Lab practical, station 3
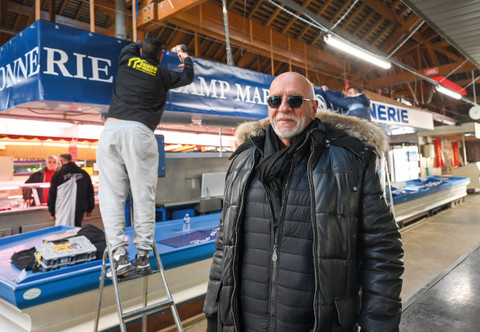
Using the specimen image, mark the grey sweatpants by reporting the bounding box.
[97,120,159,252]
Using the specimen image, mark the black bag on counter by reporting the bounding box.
[11,247,38,271]
[77,223,106,260]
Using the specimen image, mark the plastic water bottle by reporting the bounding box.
[183,214,191,232]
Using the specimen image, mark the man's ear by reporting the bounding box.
[311,100,319,120]
[140,48,143,57]
[158,53,164,63]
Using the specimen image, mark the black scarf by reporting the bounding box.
[256,122,313,221]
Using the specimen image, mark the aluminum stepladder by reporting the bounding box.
[93,199,184,331]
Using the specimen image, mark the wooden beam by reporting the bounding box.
[137,0,207,30]
[247,0,263,20]
[49,0,55,23]
[151,2,344,73]
[281,0,313,34]
[366,61,477,88]
[411,32,463,62]
[355,9,375,37]
[266,5,282,27]
[406,82,419,105]
[380,14,418,54]
[362,0,400,26]
[236,51,254,68]
[156,0,207,21]
[418,45,424,104]
[29,0,46,25]
[90,0,95,32]
[8,1,107,34]
[0,0,7,43]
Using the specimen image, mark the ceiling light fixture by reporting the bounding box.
[323,34,391,69]
[436,85,461,100]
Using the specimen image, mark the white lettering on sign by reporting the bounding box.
[234,84,269,104]
[43,47,112,82]
[0,47,39,91]
[0,46,113,91]
[173,76,231,100]
[173,76,270,105]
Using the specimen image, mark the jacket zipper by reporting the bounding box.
[307,139,322,331]
[267,151,300,332]
[231,164,256,331]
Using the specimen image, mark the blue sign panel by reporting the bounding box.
[1,21,334,120]
[0,21,129,111]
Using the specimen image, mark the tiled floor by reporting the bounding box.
[171,193,480,332]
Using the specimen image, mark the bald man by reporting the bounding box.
[204,72,404,332]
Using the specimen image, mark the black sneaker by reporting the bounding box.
[107,253,134,278]
[133,254,151,275]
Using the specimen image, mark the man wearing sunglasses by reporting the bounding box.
[204,72,403,332]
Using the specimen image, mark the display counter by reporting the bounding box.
[391,175,470,225]
[0,213,219,331]
[0,181,100,237]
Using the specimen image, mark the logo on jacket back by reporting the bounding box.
[128,57,157,76]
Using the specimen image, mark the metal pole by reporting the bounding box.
[115,0,127,40]
[222,0,234,66]
[462,134,468,166]
[219,128,223,158]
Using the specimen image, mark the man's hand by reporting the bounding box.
[321,85,329,91]
[50,216,56,222]
[177,51,189,63]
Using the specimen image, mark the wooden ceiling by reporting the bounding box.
[2,0,480,124]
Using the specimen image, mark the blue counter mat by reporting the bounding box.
[159,227,219,248]
[0,213,220,309]
[392,176,470,205]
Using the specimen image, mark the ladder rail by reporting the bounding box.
[94,241,184,331]
[153,243,183,330]
[93,249,108,331]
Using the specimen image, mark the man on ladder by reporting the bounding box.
[97,38,194,275]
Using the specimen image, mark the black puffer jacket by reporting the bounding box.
[204,111,404,332]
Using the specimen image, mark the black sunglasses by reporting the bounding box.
[267,95,313,109]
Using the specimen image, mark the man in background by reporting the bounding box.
[23,155,58,206]
[322,85,371,120]
[97,38,194,276]
[48,152,95,227]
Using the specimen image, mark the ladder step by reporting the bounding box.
[110,269,160,282]
[122,299,175,322]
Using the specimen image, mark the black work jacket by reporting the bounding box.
[204,113,404,332]
[48,162,95,216]
[107,42,194,130]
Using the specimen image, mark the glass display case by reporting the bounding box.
[0,182,53,237]
[0,182,49,211]
[13,159,46,176]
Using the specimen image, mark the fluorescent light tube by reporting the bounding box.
[436,85,461,100]
[324,34,391,69]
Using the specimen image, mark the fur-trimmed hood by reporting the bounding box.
[235,110,389,155]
